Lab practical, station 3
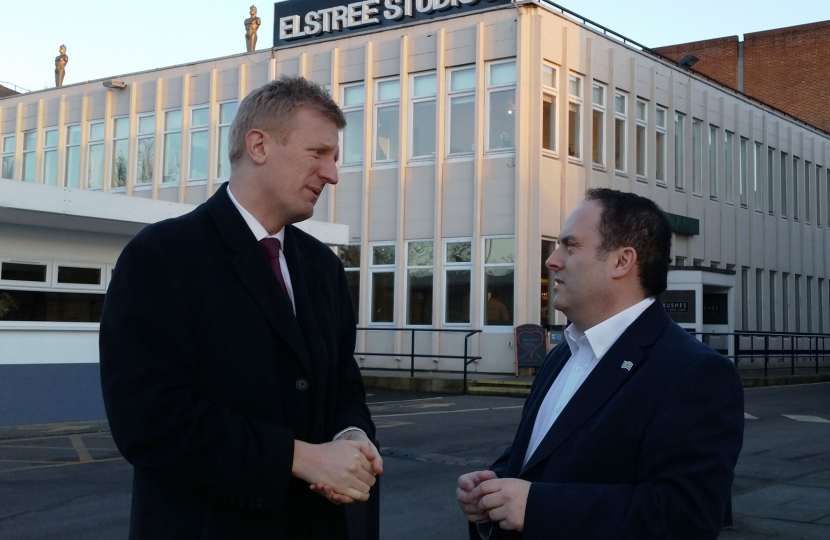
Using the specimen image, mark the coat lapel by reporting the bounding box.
[205,184,313,379]
[520,301,671,476]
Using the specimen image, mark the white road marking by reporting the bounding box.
[69,435,94,463]
[400,403,453,409]
[373,406,523,418]
[782,415,830,423]
[745,413,759,420]
[368,396,445,406]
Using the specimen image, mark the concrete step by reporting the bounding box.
[467,385,531,397]
[471,379,533,388]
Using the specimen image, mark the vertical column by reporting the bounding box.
[34,99,45,183]
[300,52,309,78]
[179,73,191,203]
[605,47,615,188]
[647,66,657,200]
[102,91,113,192]
[471,21,486,332]
[666,70,676,215]
[268,57,277,81]
[56,96,67,187]
[358,42,375,352]
[701,89,711,264]
[152,78,164,200]
[432,29,447,341]
[127,83,138,196]
[207,69,219,197]
[13,103,23,180]
[238,63,249,100]
[626,56,636,190]
[78,94,89,189]
[329,48,341,222]
[395,36,410,354]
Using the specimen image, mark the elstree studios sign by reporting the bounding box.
[274,0,513,47]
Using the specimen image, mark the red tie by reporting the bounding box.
[259,238,290,298]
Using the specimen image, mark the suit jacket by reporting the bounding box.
[472,301,744,540]
[100,183,375,540]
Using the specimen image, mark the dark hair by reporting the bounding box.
[585,188,673,298]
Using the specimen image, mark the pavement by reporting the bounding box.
[0,384,829,539]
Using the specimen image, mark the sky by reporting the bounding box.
[1,0,828,92]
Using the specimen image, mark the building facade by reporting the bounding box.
[1,1,830,394]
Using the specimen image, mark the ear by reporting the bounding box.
[609,246,638,280]
[244,129,268,165]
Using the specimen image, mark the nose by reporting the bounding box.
[320,156,339,186]
[546,245,565,272]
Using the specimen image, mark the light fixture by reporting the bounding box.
[678,55,699,69]
[103,79,127,89]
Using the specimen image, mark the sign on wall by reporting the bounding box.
[660,290,696,324]
[274,0,513,47]
[515,324,547,370]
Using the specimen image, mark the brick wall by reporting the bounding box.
[652,36,739,88]
[744,21,830,133]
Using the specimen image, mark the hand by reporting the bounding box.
[292,440,376,502]
[472,478,531,531]
[456,470,498,522]
[336,430,384,476]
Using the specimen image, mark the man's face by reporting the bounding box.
[260,107,339,224]
[250,6,256,16]
[546,201,613,324]
[60,46,66,54]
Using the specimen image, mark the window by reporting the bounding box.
[40,128,59,186]
[542,65,558,154]
[780,151,788,217]
[1,261,48,283]
[87,122,105,190]
[692,119,702,194]
[767,148,775,214]
[56,265,103,287]
[817,166,822,227]
[567,74,582,160]
[769,270,776,332]
[739,137,748,207]
[636,100,647,178]
[782,273,790,331]
[819,278,825,333]
[65,125,81,188]
[406,241,433,326]
[591,83,604,165]
[656,107,667,184]
[795,274,801,332]
[754,142,762,211]
[111,118,129,189]
[741,267,749,330]
[675,257,686,267]
[410,73,436,160]
[709,125,718,199]
[807,276,813,333]
[338,245,361,320]
[369,243,395,324]
[189,107,209,182]
[793,156,800,221]
[674,113,685,190]
[613,92,627,173]
[22,130,36,182]
[341,84,365,166]
[756,269,763,330]
[805,161,811,224]
[162,110,182,184]
[486,61,516,153]
[483,237,514,327]
[447,67,476,156]
[216,101,238,181]
[0,289,104,323]
[444,239,472,325]
[135,115,155,186]
[725,131,734,204]
[1,134,14,179]
[374,78,400,163]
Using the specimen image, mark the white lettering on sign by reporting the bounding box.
[279,0,501,41]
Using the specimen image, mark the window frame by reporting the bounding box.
[724,130,734,205]
[481,235,515,331]
[21,130,37,183]
[590,82,605,167]
[691,118,702,195]
[446,65,477,160]
[753,142,763,212]
[368,242,396,326]
[161,109,183,185]
[442,237,474,327]
[215,100,238,183]
[655,106,668,185]
[339,82,366,169]
[404,240,435,327]
[64,124,81,189]
[793,156,800,221]
[613,91,628,175]
[1,133,15,180]
[110,116,130,191]
[708,124,719,200]
[86,122,105,190]
[816,165,822,228]
[408,72,437,163]
[134,113,156,189]
[51,261,107,292]
[635,98,648,180]
[767,147,775,215]
[567,73,583,163]
[805,160,812,224]
[338,243,361,321]
[674,112,685,191]
[40,127,59,186]
[542,64,559,157]
[0,258,53,289]
[780,150,788,218]
[373,77,401,166]
[187,106,210,184]
[484,59,517,155]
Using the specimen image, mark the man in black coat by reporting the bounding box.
[457,189,744,539]
[100,76,380,540]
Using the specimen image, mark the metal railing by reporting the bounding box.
[355,327,482,394]
[0,81,29,94]
[690,331,830,376]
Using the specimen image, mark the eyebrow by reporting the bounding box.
[559,235,577,245]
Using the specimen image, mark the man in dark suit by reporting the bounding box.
[100,76,381,540]
[457,189,744,539]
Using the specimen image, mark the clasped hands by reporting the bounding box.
[457,471,531,532]
[292,431,383,505]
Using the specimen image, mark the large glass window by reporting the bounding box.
[793,156,800,221]
[805,161,812,224]
[692,119,702,195]
[635,100,647,178]
[486,61,516,152]
[543,65,558,154]
[375,78,400,163]
[64,125,81,188]
[162,110,182,184]
[410,73,436,160]
[613,92,627,173]
[767,147,775,214]
[216,101,238,181]
[22,131,36,182]
[406,241,433,326]
[111,117,129,189]
[739,137,748,207]
[656,107,667,184]
[1,134,14,180]
[135,115,155,186]
[42,128,59,186]
[341,84,365,166]
[725,131,734,204]
[567,74,582,160]
[816,165,822,227]
[338,244,361,321]
[0,289,104,323]
[370,243,395,324]
[591,83,604,165]
[444,240,472,325]
[674,113,685,190]
[189,107,209,182]
[709,125,718,199]
[87,122,105,190]
[780,151,788,217]
[483,237,514,327]
[448,67,476,156]
[754,142,763,211]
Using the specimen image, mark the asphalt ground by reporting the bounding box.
[0,384,828,539]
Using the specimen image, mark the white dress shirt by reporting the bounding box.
[226,185,363,442]
[227,185,296,314]
[523,297,655,465]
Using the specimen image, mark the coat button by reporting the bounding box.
[256,498,263,507]
[295,378,309,391]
